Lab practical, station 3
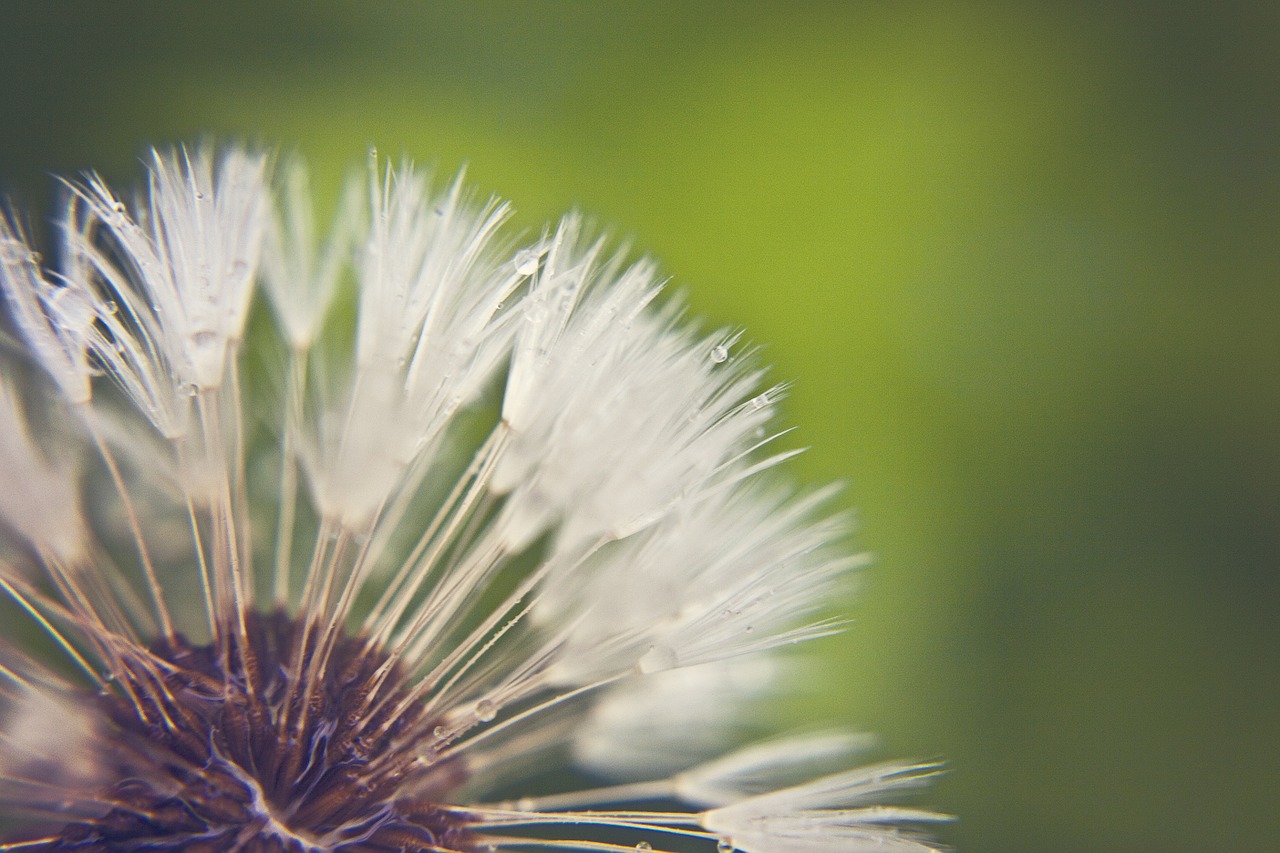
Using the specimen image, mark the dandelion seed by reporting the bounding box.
[0,146,945,852]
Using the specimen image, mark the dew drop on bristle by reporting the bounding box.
[638,643,678,674]
[515,248,543,276]
[709,344,728,363]
[636,843,652,852]
[46,287,96,332]
[717,839,735,853]
[475,698,497,722]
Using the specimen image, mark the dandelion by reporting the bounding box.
[0,146,947,852]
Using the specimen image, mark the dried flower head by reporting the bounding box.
[0,146,946,852]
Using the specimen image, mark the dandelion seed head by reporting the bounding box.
[0,145,944,853]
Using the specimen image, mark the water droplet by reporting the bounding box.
[180,382,199,398]
[516,797,535,812]
[433,725,447,739]
[191,329,218,351]
[638,644,678,674]
[636,843,652,852]
[47,286,96,332]
[111,201,126,213]
[25,250,42,265]
[709,344,728,363]
[228,260,249,279]
[744,625,754,633]
[194,190,205,200]
[750,394,767,410]
[475,699,497,722]
[525,303,547,324]
[514,248,543,276]
[102,300,118,315]
[717,840,735,853]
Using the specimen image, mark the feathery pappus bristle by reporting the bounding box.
[0,145,946,852]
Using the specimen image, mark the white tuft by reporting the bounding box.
[494,216,775,552]
[0,380,86,562]
[261,157,359,351]
[298,161,525,528]
[69,148,267,395]
[573,657,783,779]
[0,674,104,793]
[0,215,95,405]
[542,483,862,683]
[675,731,877,807]
[702,762,951,853]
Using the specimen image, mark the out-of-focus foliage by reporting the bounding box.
[2,3,1276,852]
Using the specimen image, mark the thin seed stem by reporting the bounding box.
[479,781,676,812]
[0,576,103,687]
[184,496,218,641]
[432,675,621,764]
[228,347,254,603]
[197,388,257,699]
[365,425,507,643]
[273,347,308,606]
[84,413,174,640]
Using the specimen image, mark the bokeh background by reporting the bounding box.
[2,3,1277,851]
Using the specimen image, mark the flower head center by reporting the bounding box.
[33,610,468,852]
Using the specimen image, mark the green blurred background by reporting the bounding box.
[2,2,1277,851]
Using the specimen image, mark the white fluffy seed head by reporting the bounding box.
[0,143,943,852]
